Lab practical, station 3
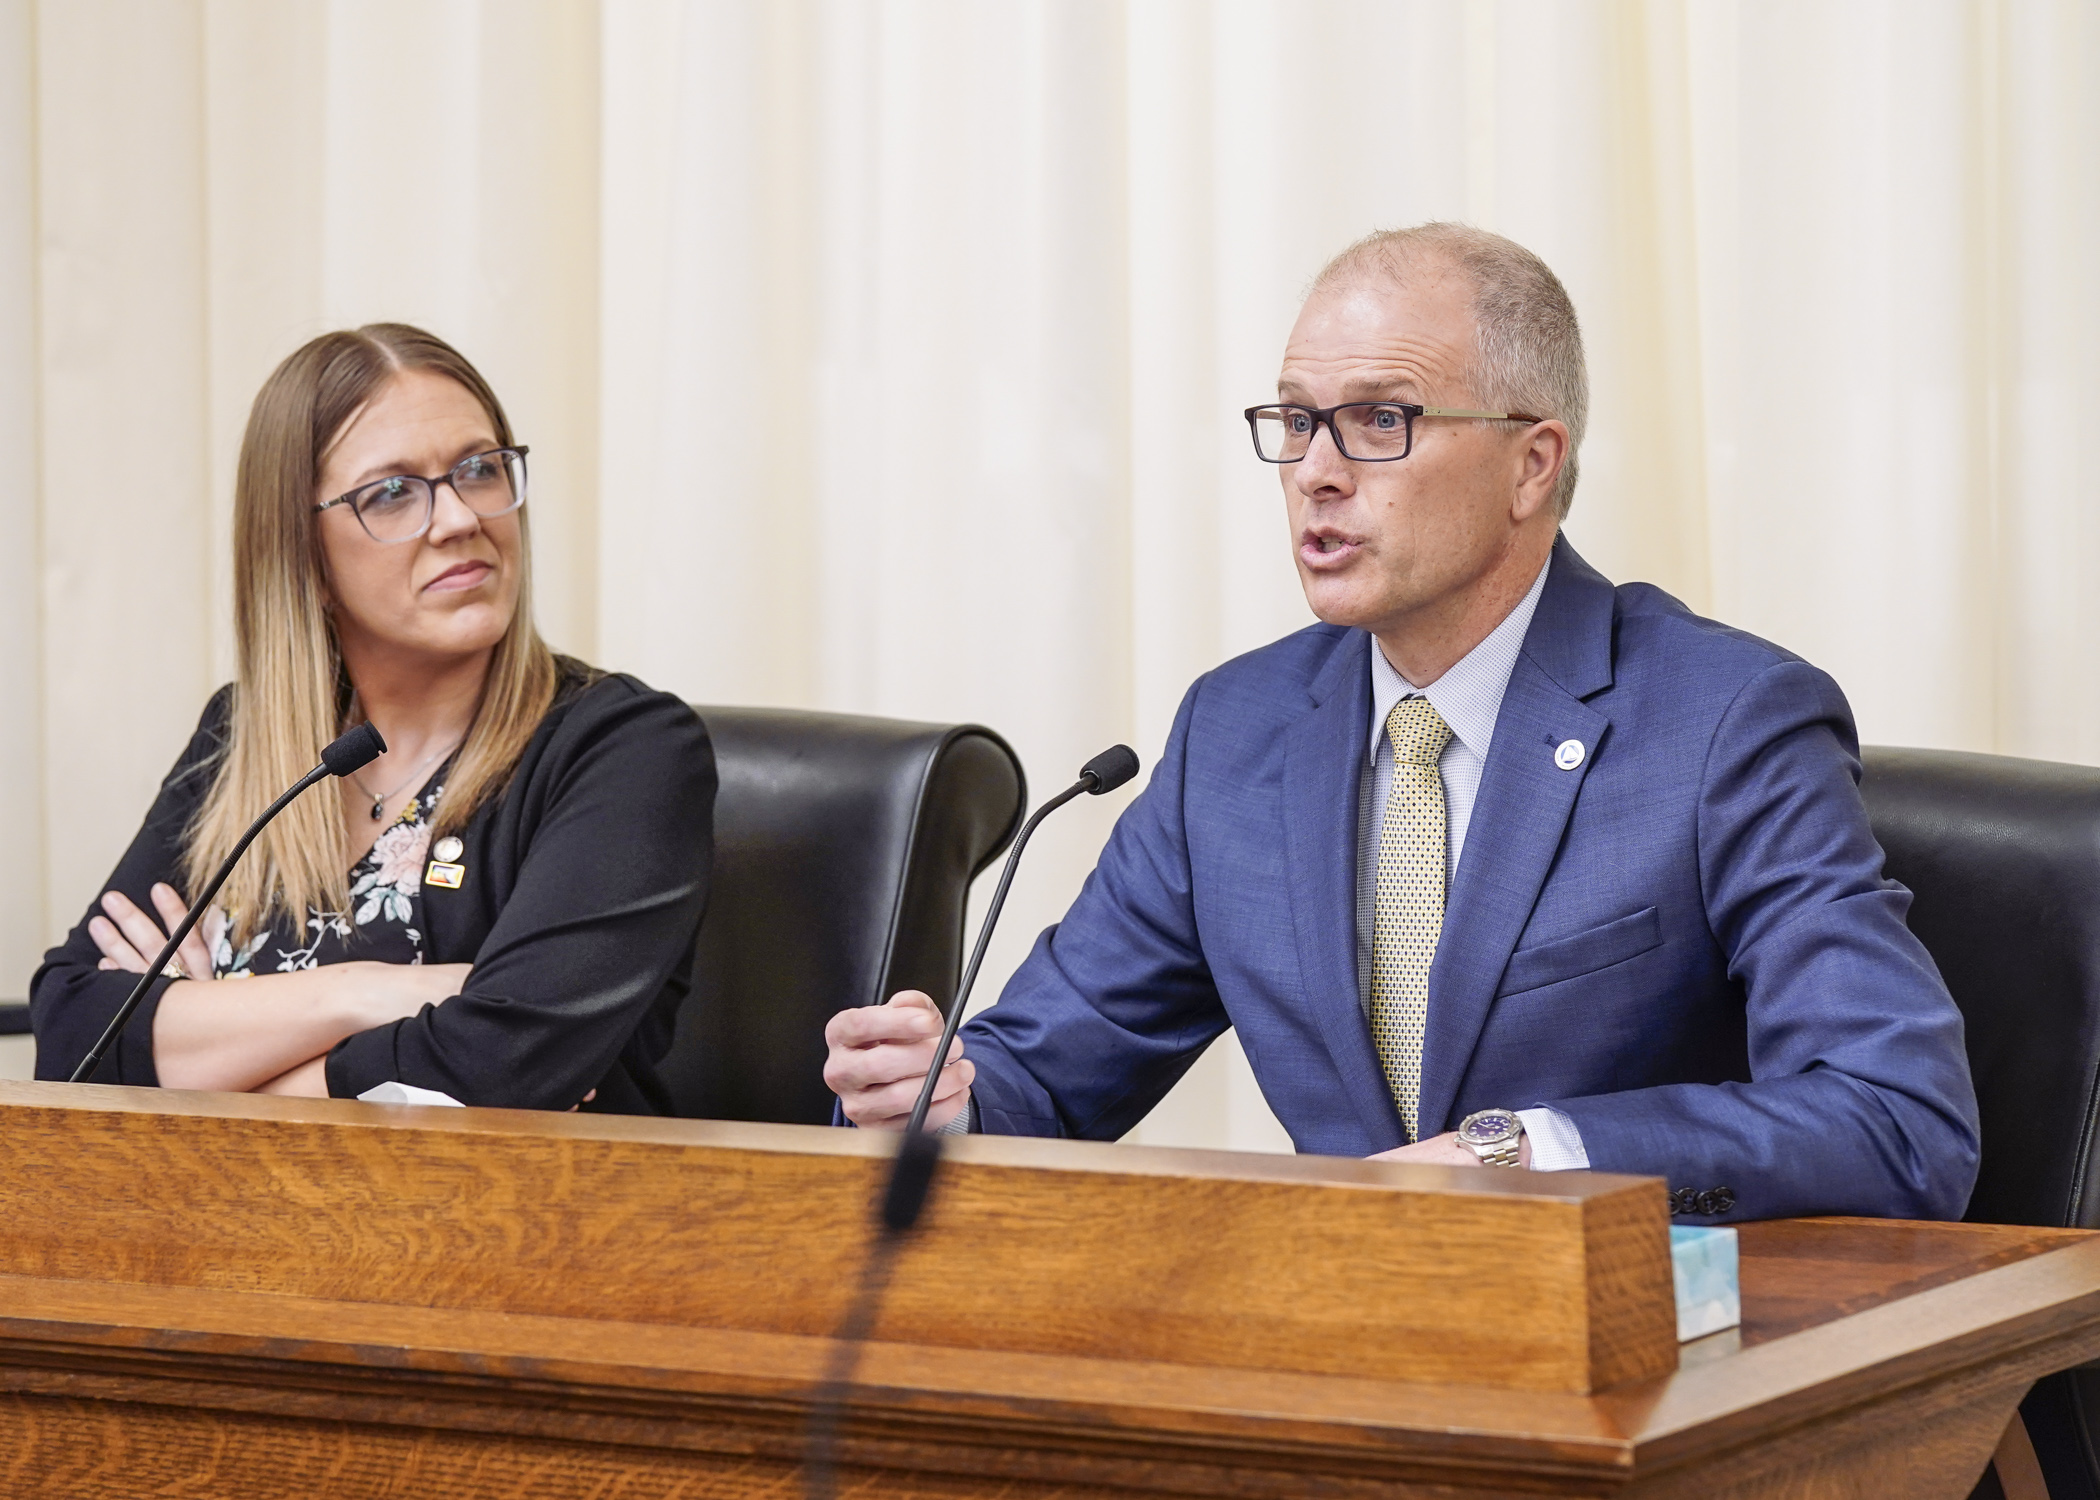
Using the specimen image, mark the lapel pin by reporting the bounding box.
[426,835,466,890]
[1554,739,1586,771]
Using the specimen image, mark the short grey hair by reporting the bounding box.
[1311,223,1589,518]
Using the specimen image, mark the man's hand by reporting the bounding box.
[824,991,974,1130]
[1369,1130,1534,1168]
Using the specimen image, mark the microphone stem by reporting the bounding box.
[70,762,331,1084]
[901,773,1093,1137]
[811,754,1129,1500]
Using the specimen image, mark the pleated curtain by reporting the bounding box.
[1,0,2093,1144]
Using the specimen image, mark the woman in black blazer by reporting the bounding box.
[31,325,713,1114]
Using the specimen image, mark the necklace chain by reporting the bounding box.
[348,737,462,822]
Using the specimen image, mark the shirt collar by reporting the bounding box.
[1368,552,1553,764]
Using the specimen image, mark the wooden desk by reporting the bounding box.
[0,1084,2093,1499]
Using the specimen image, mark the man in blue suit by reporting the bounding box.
[826,223,1979,1222]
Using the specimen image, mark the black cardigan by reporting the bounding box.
[31,669,715,1114]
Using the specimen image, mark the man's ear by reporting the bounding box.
[1510,420,1570,523]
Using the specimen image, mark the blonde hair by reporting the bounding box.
[1313,223,1590,518]
[185,324,560,938]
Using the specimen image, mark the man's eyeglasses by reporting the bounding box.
[1243,403,1542,464]
[313,446,529,544]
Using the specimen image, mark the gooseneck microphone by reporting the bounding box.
[69,722,388,1084]
[881,742,1141,1227]
[804,743,1140,1500]
[900,741,1142,1141]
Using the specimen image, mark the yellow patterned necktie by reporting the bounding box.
[1370,696,1452,1142]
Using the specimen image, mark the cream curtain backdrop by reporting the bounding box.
[1,2,2094,1146]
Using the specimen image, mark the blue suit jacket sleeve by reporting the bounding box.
[964,682,1231,1137]
[1543,660,1980,1220]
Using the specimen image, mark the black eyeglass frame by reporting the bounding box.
[1242,403,1544,464]
[312,445,531,544]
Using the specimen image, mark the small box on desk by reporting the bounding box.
[1672,1224,1741,1340]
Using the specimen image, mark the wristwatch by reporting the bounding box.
[1456,1108,1525,1167]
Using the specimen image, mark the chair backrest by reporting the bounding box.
[1862,748,2100,1500]
[1860,747,2100,1229]
[658,706,1026,1125]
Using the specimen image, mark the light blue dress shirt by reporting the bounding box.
[1353,555,1588,1169]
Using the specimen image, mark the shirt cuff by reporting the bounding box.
[1518,1106,1589,1171]
[941,1096,977,1135]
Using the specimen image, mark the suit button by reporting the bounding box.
[1669,1186,1734,1216]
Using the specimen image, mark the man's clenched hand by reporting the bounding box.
[823,990,974,1130]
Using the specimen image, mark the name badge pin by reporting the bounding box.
[426,837,466,890]
[1553,739,1586,771]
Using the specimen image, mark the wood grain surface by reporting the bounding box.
[1733,1217,2092,1344]
[4,1232,2100,1497]
[5,1086,2100,1498]
[0,1081,1675,1393]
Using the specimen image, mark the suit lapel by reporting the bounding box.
[1415,668,1608,1134]
[1415,537,1619,1137]
[1280,630,1406,1151]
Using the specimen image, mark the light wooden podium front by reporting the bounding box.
[0,1083,2095,1498]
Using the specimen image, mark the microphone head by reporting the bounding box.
[321,722,388,778]
[1080,744,1140,795]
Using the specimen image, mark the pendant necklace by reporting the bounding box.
[348,737,462,822]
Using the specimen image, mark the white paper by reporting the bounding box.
[356,1081,465,1107]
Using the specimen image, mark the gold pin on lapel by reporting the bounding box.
[426,835,465,890]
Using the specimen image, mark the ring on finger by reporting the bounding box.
[161,958,187,981]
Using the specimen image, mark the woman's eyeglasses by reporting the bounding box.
[313,446,529,544]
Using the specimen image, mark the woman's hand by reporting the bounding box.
[253,1056,329,1097]
[343,962,474,1028]
[150,961,474,1095]
[89,884,216,983]
[247,965,472,1097]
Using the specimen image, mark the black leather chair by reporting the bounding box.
[656,706,1026,1127]
[1863,746,2100,1499]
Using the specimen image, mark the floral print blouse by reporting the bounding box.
[210,777,444,977]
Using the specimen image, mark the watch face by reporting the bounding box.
[1460,1110,1519,1145]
